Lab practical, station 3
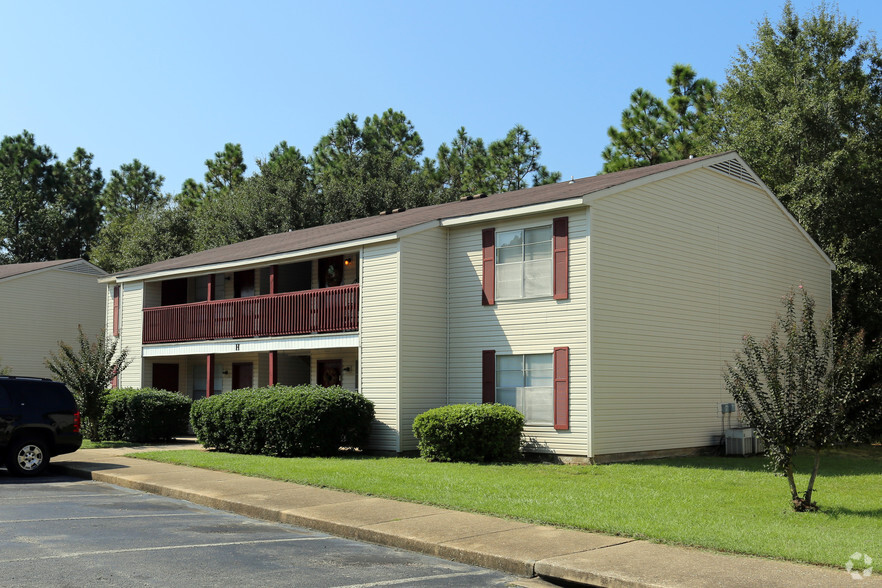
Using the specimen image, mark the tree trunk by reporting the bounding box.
[804,449,822,505]
[785,463,799,501]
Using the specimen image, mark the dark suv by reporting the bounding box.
[0,376,82,476]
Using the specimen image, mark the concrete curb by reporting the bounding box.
[53,456,880,588]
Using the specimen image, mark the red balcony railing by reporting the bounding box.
[142,284,359,344]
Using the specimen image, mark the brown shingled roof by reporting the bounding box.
[115,153,730,279]
[0,259,83,281]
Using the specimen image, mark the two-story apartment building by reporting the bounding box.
[102,152,833,461]
[1,258,107,378]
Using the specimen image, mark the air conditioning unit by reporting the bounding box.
[753,434,765,455]
[725,427,756,456]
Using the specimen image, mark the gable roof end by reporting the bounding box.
[0,259,106,282]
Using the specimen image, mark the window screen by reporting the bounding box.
[496,354,553,425]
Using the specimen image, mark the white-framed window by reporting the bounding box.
[495,226,552,300]
[496,353,553,425]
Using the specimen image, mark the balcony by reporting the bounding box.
[143,284,359,344]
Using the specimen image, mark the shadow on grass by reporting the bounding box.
[623,445,882,478]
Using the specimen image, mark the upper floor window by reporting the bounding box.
[495,226,552,300]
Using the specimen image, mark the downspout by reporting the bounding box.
[446,228,450,406]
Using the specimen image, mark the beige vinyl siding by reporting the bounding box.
[359,241,400,451]
[589,168,832,457]
[398,227,448,451]
[0,269,105,379]
[447,210,590,456]
[119,282,144,388]
[143,281,161,307]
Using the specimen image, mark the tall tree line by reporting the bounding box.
[601,1,882,342]
[0,110,560,273]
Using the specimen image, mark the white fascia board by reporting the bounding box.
[395,219,441,238]
[439,197,586,227]
[0,260,97,285]
[116,233,398,283]
[143,333,360,357]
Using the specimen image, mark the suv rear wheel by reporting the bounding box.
[6,438,50,476]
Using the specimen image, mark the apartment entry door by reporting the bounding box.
[317,359,342,388]
[152,363,180,392]
[232,362,253,390]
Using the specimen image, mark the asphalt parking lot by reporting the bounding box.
[0,469,517,588]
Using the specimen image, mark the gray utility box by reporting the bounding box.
[725,427,762,456]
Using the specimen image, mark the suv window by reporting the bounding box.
[0,383,11,411]
[3,380,76,411]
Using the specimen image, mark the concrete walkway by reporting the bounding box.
[52,443,879,588]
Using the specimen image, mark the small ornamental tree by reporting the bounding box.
[724,287,881,511]
[0,357,10,375]
[45,326,132,440]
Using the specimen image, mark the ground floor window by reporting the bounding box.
[496,353,553,425]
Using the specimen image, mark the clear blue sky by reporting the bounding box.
[2,1,880,193]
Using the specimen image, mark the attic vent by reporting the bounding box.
[709,159,760,187]
[379,207,407,215]
[459,193,487,202]
[59,260,105,277]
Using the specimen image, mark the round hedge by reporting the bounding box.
[101,388,192,442]
[189,385,374,457]
[412,403,524,462]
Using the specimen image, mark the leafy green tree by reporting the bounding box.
[0,131,65,262]
[312,110,432,222]
[724,287,881,511]
[429,127,493,202]
[89,205,194,273]
[45,326,132,440]
[360,109,424,171]
[311,112,363,174]
[318,148,433,225]
[57,147,104,258]
[487,125,561,192]
[174,177,207,211]
[0,132,102,262]
[193,143,316,250]
[204,142,246,194]
[601,64,719,173]
[716,2,882,340]
[100,159,166,221]
[0,357,10,375]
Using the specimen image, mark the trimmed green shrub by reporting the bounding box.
[189,385,375,457]
[412,403,524,462]
[101,388,192,442]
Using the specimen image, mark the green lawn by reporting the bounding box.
[81,439,144,449]
[131,445,882,568]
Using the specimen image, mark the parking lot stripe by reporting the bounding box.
[0,513,208,524]
[0,536,332,563]
[335,570,498,587]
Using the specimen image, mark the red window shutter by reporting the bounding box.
[112,286,120,337]
[482,349,496,403]
[482,228,495,305]
[553,346,569,430]
[553,217,569,300]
